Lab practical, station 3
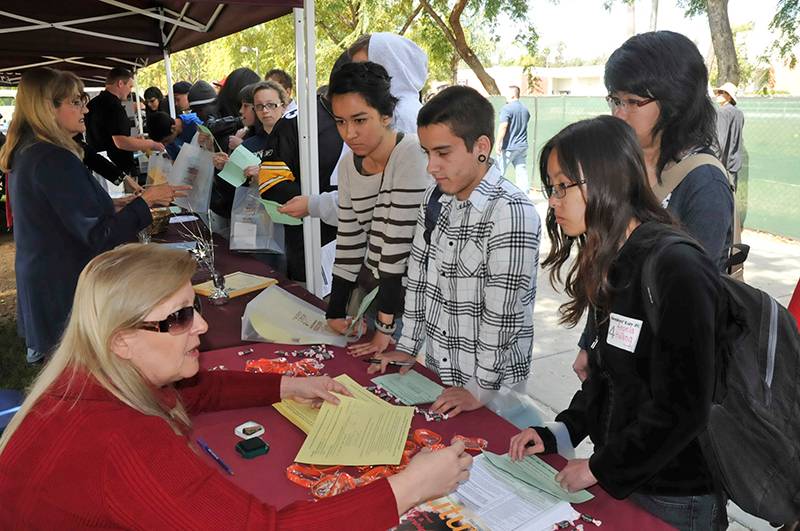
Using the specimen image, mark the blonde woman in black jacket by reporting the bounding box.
[509,116,725,531]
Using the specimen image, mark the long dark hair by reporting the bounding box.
[539,115,675,326]
[605,31,718,180]
[217,67,261,118]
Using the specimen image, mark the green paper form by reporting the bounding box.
[218,145,260,187]
[371,369,445,405]
[482,451,594,504]
[259,199,303,225]
[345,286,379,335]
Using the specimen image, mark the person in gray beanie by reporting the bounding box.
[188,80,218,122]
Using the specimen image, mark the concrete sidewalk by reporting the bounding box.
[524,195,799,531]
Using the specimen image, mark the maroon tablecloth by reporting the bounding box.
[157,223,323,351]
[192,342,675,530]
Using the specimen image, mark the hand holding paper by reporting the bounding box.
[280,375,353,407]
[260,198,304,225]
[218,145,261,187]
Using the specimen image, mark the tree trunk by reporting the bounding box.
[650,0,659,31]
[706,0,739,86]
[418,0,500,95]
[450,49,459,85]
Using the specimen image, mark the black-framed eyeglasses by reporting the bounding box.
[543,179,587,200]
[606,94,656,112]
[137,295,202,335]
[254,102,280,112]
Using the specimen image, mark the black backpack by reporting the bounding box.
[641,234,800,524]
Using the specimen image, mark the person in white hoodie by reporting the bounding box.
[279,33,428,225]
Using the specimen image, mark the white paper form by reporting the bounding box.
[456,455,577,531]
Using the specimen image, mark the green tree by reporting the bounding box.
[770,0,800,68]
[417,0,538,95]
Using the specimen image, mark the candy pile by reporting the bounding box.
[287,429,489,498]
[366,386,448,422]
[274,344,335,361]
[244,357,324,376]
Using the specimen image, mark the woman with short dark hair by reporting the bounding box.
[325,61,432,356]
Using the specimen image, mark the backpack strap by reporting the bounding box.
[423,186,444,246]
[653,153,729,202]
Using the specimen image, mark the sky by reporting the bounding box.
[494,0,784,64]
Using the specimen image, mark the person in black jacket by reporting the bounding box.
[509,116,725,531]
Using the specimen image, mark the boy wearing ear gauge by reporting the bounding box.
[369,86,541,418]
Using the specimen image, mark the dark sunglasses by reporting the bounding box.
[137,295,202,335]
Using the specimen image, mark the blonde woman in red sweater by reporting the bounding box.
[0,244,471,529]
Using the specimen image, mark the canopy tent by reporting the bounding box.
[0,0,325,296]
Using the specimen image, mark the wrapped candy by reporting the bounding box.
[357,466,394,486]
[412,428,443,448]
[452,435,489,453]
[311,472,358,498]
[285,464,342,488]
[245,357,324,376]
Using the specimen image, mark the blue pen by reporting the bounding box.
[197,438,234,476]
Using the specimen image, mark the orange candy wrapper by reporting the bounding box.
[311,472,358,498]
[412,428,442,448]
[245,357,323,376]
[452,435,488,453]
[286,464,342,488]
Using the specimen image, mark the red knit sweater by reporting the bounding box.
[0,369,399,530]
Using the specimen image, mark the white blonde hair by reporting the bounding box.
[0,244,198,454]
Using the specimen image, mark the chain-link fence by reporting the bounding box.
[489,96,800,240]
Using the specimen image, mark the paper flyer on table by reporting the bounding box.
[482,452,594,504]
[454,455,578,531]
[241,285,347,346]
[371,370,444,405]
[294,395,413,466]
[259,199,303,225]
[274,374,391,433]
[395,495,490,530]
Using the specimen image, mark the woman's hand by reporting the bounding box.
[141,184,191,207]
[279,376,352,408]
[347,330,393,357]
[228,135,244,151]
[327,317,367,338]
[243,165,260,179]
[555,458,597,492]
[112,194,136,212]
[508,427,546,461]
[212,152,229,170]
[388,440,472,515]
[573,349,589,382]
[278,196,310,218]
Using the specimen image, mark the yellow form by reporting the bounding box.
[294,395,414,466]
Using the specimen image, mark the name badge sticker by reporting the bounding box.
[606,313,643,353]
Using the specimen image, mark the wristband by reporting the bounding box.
[374,317,396,335]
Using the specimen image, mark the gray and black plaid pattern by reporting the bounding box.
[397,166,541,390]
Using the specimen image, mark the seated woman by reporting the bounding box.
[0,68,186,363]
[0,244,472,529]
[325,61,432,357]
[509,116,724,531]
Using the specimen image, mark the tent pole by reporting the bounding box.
[294,4,321,297]
[133,69,144,135]
[163,48,176,118]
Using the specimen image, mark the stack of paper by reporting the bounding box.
[293,382,414,466]
[274,374,388,433]
[371,370,444,405]
[193,272,277,298]
[454,454,580,531]
[482,452,594,504]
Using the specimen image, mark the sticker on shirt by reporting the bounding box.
[606,313,643,353]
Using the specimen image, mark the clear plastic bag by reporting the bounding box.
[167,137,213,221]
[146,151,172,186]
[229,183,284,253]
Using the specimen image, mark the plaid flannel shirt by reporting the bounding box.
[396,165,540,390]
